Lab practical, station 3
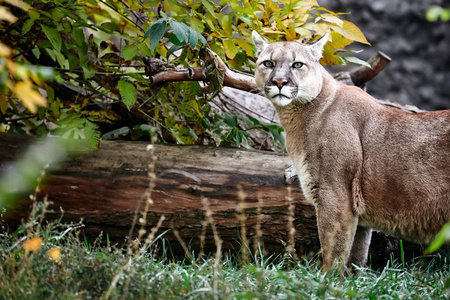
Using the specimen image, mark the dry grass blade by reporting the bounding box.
[236,184,249,264]
[286,187,299,260]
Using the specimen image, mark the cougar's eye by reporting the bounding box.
[292,62,304,69]
[262,60,274,68]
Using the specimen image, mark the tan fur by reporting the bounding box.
[252,31,450,271]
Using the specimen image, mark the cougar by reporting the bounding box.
[252,31,450,271]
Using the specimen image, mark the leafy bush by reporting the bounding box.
[0,0,370,149]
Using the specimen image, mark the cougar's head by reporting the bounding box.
[252,31,329,107]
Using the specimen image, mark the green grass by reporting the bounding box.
[1,218,450,300]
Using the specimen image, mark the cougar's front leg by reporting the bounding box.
[316,190,358,272]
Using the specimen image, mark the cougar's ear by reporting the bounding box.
[307,33,330,61]
[252,31,269,57]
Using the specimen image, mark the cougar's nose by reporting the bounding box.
[271,78,288,89]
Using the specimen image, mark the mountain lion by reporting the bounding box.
[252,31,450,272]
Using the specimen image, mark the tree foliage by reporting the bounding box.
[0,0,369,150]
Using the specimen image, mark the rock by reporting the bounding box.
[322,0,450,110]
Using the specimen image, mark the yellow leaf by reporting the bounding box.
[304,0,318,5]
[47,247,61,261]
[190,15,204,33]
[0,95,8,114]
[5,0,31,11]
[223,39,238,60]
[221,14,233,37]
[236,38,253,56]
[5,58,18,76]
[302,22,328,38]
[329,30,353,49]
[329,20,370,45]
[294,27,311,41]
[0,42,12,57]
[24,236,42,252]
[14,80,47,113]
[320,43,344,66]
[0,7,18,23]
[319,13,343,27]
[285,28,296,41]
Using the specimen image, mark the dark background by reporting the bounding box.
[322,0,450,110]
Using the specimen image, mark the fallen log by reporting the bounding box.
[1,133,318,257]
[1,133,423,268]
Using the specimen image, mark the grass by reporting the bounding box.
[1,215,450,300]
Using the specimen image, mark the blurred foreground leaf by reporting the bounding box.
[0,137,91,208]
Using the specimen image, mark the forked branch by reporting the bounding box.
[144,49,391,92]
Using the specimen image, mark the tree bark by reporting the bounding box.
[1,133,318,258]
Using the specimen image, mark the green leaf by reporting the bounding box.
[442,9,450,21]
[250,117,262,126]
[22,19,34,35]
[169,19,188,44]
[32,47,40,59]
[191,14,205,32]
[263,122,286,150]
[166,44,184,59]
[343,56,372,68]
[132,124,156,137]
[117,80,137,110]
[200,0,216,18]
[187,29,198,48]
[186,100,203,117]
[144,18,168,50]
[136,43,153,56]
[188,128,198,139]
[426,223,450,254]
[41,25,62,52]
[122,44,138,60]
[71,27,85,46]
[238,115,254,129]
[84,121,100,149]
[81,66,96,79]
[197,31,207,46]
[426,5,443,22]
[168,34,185,46]
[50,99,60,118]
[224,113,238,127]
[102,126,130,140]
[205,61,224,95]
[29,10,40,20]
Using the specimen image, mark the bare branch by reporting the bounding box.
[351,51,392,86]
[144,50,390,93]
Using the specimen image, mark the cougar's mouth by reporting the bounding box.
[269,93,294,107]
